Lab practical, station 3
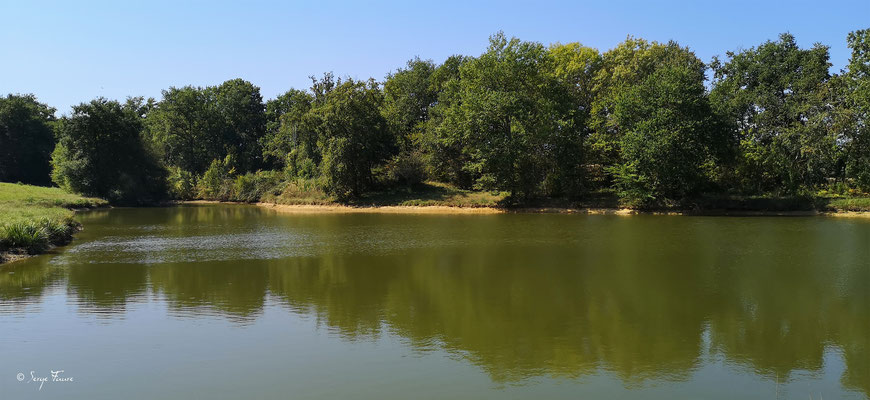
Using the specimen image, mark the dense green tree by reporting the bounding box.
[588,38,708,175]
[545,42,601,195]
[0,94,56,185]
[314,78,395,198]
[145,79,266,175]
[609,62,729,204]
[262,89,316,174]
[51,98,167,203]
[440,33,580,199]
[145,86,222,174]
[383,57,438,149]
[214,78,267,172]
[11,30,870,204]
[710,33,837,194]
[422,55,473,187]
[837,29,870,190]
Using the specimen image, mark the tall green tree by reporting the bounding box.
[51,98,167,203]
[610,62,729,204]
[214,78,266,172]
[441,33,580,199]
[262,89,315,172]
[545,42,601,195]
[314,78,395,198]
[710,33,837,194]
[145,86,222,174]
[146,79,266,175]
[423,55,473,187]
[588,38,707,176]
[383,57,438,150]
[837,29,870,190]
[0,94,56,185]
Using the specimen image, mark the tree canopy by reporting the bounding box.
[0,94,56,185]
[51,98,167,204]
[3,30,869,206]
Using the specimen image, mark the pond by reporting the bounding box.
[1,204,868,399]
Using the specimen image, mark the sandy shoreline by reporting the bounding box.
[251,202,870,217]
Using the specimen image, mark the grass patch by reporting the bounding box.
[0,182,106,260]
[825,197,870,212]
[260,180,507,208]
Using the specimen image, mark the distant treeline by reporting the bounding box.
[1,30,869,206]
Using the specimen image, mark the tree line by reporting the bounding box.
[1,30,869,206]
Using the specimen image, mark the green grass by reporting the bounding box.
[0,182,106,258]
[261,180,507,208]
[825,196,870,212]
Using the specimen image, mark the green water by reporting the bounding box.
[1,205,868,399]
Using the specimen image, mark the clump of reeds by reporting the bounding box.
[0,218,79,254]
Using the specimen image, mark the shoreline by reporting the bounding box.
[253,202,870,217]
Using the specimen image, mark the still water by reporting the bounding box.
[1,205,868,399]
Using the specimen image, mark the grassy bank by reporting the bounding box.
[260,180,506,208]
[255,180,870,214]
[0,182,106,263]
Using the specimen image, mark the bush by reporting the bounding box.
[167,166,198,200]
[381,151,427,187]
[195,156,284,203]
[197,156,235,201]
[232,170,283,203]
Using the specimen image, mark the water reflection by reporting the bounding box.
[1,205,867,395]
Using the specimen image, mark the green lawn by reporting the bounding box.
[0,182,106,258]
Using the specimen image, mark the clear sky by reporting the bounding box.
[2,0,868,115]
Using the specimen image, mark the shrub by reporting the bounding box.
[167,166,198,200]
[197,156,235,201]
[232,170,283,203]
[381,151,427,187]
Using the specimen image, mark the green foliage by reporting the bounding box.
[0,219,78,254]
[197,155,236,201]
[263,89,319,178]
[383,57,438,152]
[610,61,729,205]
[195,156,283,203]
[231,170,284,203]
[262,177,332,205]
[51,98,167,204]
[9,30,870,208]
[166,166,198,200]
[0,94,56,185]
[380,150,427,187]
[838,29,870,190]
[437,33,583,199]
[145,79,266,175]
[423,55,474,187]
[215,79,267,172]
[710,33,837,194]
[263,89,314,168]
[314,78,395,199]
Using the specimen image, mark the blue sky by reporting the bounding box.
[2,0,868,114]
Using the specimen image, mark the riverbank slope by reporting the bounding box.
[0,183,106,264]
